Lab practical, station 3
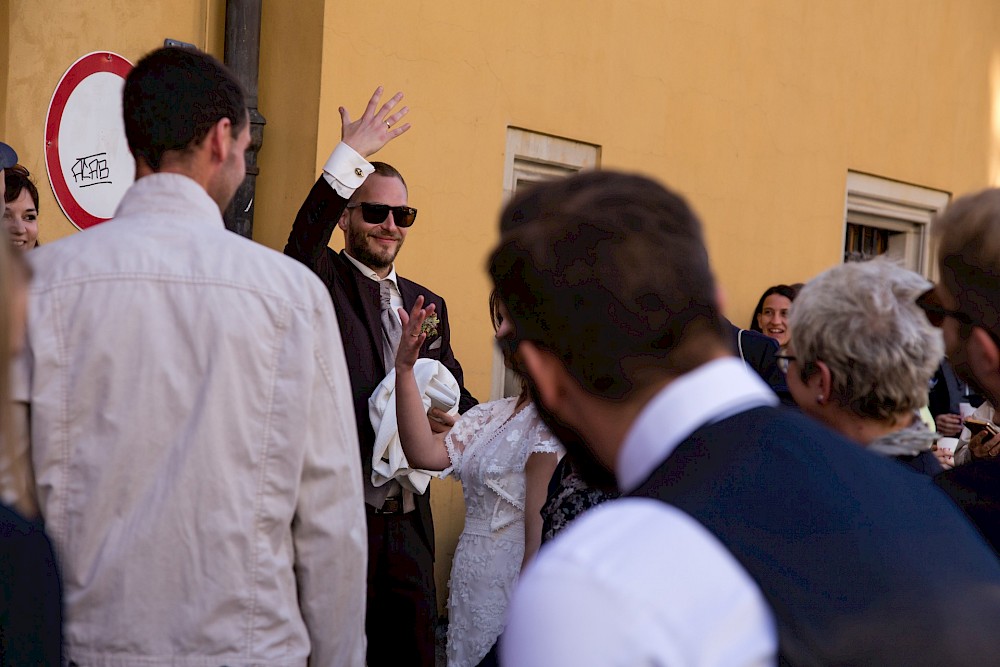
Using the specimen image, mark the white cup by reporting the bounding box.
[937,437,959,453]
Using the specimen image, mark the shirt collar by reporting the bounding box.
[114,173,224,227]
[344,252,399,290]
[617,356,779,492]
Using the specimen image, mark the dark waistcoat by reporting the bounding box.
[631,406,1000,666]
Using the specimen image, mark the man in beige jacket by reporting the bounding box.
[12,47,367,666]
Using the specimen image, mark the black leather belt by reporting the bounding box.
[373,496,405,515]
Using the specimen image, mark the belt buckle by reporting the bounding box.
[378,496,404,515]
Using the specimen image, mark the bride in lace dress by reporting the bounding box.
[394,293,562,667]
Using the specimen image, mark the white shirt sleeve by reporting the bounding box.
[321,142,374,198]
[501,499,777,667]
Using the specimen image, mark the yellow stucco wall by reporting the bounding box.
[0,2,8,141]
[8,1,1000,391]
[303,0,1000,347]
[5,0,1000,616]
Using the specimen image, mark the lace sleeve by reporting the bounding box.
[443,403,495,481]
[524,409,565,459]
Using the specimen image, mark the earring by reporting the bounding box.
[816,394,824,403]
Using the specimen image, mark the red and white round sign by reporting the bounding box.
[45,52,134,230]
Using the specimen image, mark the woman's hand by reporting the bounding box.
[392,294,450,471]
[932,445,955,470]
[395,296,436,372]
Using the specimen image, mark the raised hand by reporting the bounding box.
[395,296,436,372]
[340,86,411,158]
[393,295,451,471]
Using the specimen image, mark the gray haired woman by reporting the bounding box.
[784,259,944,474]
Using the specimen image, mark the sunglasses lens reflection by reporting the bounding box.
[360,204,390,224]
[360,203,416,227]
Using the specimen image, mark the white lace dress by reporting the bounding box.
[443,397,562,667]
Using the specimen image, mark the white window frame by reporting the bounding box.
[843,171,950,276]
[491,128,600,400]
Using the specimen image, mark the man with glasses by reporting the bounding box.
[920,188,1000,551]
[285,87,477,667]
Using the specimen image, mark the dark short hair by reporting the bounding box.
[123,47,247,170]
[3,165,39,212]
[749,284,797,333]
[349,162,407,203]
[934,189,1000,340]
[490,170,725,400]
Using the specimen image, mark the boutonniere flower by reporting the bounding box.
[421,314,440,338]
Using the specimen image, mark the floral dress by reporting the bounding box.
[443,397,562,667]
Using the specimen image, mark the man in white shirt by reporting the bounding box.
[492,171,1000,666]
[13,47,366,666]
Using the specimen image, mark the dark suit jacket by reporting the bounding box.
[935,459,1000,555]
[726,322,794,406]
[285,177,478,555]
[928,359,982,417]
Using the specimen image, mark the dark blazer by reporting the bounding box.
[726,322,794,406]
[632,406,1000,665]
[285,177,477,554]
[928,359,981,417]
[0,504,62,666]
[935,459,1000,555]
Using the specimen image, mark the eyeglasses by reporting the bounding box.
[916,287,975,328]
[347,202,417,228]
[916,286,1000,351]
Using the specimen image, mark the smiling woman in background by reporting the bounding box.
[750,284,797,369]
[3,165,40,251]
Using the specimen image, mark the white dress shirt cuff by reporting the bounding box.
[321,142,373,198]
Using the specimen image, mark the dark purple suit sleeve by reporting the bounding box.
[283,177,350,279]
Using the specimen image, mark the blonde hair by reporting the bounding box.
[0,240,37,517]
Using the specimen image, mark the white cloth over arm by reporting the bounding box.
[369,358,460,494]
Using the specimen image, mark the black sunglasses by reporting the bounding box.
[347,202,417,228]
[916,287,975,328]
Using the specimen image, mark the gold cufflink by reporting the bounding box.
[355,167,363,177]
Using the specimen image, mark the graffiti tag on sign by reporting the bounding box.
[45,52,135,229]
[72,153,112,187]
